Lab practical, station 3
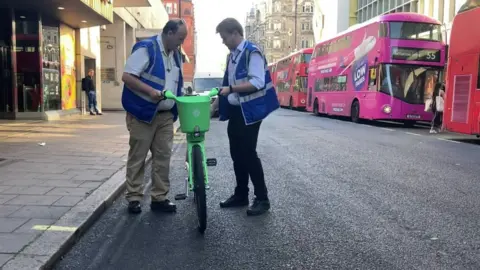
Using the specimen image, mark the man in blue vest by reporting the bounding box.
[214,18,279,216]
[121,19,187,214]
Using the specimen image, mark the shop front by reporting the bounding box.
[0,0,113,120]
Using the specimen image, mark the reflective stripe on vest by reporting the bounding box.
[238,82,274,103]
[140,73,166,86]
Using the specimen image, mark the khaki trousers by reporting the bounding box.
[125,111,174,202]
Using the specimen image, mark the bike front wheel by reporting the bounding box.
[192,144,207,233]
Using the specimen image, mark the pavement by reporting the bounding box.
[51,109,480,270]
[0,112,179,269]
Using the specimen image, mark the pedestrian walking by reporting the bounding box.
[430,82,445,134]
[212,18,280,216]
[121,19,187,214]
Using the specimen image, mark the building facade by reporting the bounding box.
[312,0,357,42]
[163,0,196,84]
[0,0,114,120]
[245,1,267,52]
[257,0,315,64]
[353,0,468,43]
[100,0,169,110]
[315,0,469,45]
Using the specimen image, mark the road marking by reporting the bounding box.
[32,225,77,232]
[437,138,460,143]
[380,127,394,131]
[405,132,422,136]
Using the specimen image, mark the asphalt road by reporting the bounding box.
[54,109,480,270]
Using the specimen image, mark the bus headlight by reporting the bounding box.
[301,99,305,104]
[382,105,392,114]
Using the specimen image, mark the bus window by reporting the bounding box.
[389,22,442,41]
[379,64,442,104]
[302,53,312,63]
[477,57,480,89]
[458,0,480,14]
[338,75,347,91]
[379,22,388,37]
[369,67,377,87]
[295,76,307,92]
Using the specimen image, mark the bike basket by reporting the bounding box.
[175,95,212,133]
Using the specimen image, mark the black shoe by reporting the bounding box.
[89,111,95,116]
[246,198,270,216]
[219,195,249,208]
[128,201,141,214]
[151,199,177,213]
[96,112,103,115]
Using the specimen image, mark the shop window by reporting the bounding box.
[15,10,41,112]
[42,22,61,111]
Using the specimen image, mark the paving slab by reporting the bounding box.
[0,112,181,269]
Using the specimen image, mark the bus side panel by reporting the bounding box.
[444,53,476,134]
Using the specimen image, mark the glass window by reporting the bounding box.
[295,76,307,92]
[302,53,312,63]
[389,22,442,41]
[42,22,61,111]
[0,8,13,114]
[193,78,223,92]
[379,64,443,104]
[15,10,41,112]
[458,0,480,14]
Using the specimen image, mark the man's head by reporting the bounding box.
[162,19,188,51]
[216,18,244,51]
[88,69,94,77]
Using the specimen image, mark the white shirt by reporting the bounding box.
[124,35,181,111]
[227,40,266,105]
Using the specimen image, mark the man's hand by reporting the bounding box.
[149,89,165,101]
[219,86,230,96]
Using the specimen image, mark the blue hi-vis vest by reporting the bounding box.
[121,36,183,123]
[218,41,279,125]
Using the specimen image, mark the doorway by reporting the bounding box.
[0,8,13,119]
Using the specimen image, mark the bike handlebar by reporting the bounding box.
[163,88,219,101]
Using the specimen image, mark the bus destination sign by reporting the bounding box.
[391,47,441,62]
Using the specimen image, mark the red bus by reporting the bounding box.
[275,48,313,109]
[443,1,480,136]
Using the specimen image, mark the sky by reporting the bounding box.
[193,0,254,72]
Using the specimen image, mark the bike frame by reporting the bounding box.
[164,88,218,199]
[185,132,208,194]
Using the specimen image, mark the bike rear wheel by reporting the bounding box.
[192,145,207,233]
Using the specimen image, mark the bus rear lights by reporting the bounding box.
[382,105,392,114]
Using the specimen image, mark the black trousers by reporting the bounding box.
[227,105,268,200]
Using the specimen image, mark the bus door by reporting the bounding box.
[446,53,477,134]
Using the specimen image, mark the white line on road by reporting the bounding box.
[405,132,422,136]
[380,127,394,131]
[437,138,461,143]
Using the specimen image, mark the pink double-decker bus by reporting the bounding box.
[307,12,446,126]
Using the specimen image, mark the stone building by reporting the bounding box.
[245,0,315,64]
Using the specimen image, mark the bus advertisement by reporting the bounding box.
[307,13,445,125]
[275,48,312,109]
[443,1,480,136]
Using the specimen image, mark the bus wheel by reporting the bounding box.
[313,99,319,116]
[289,98,293,110]
[351,100,360,123]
